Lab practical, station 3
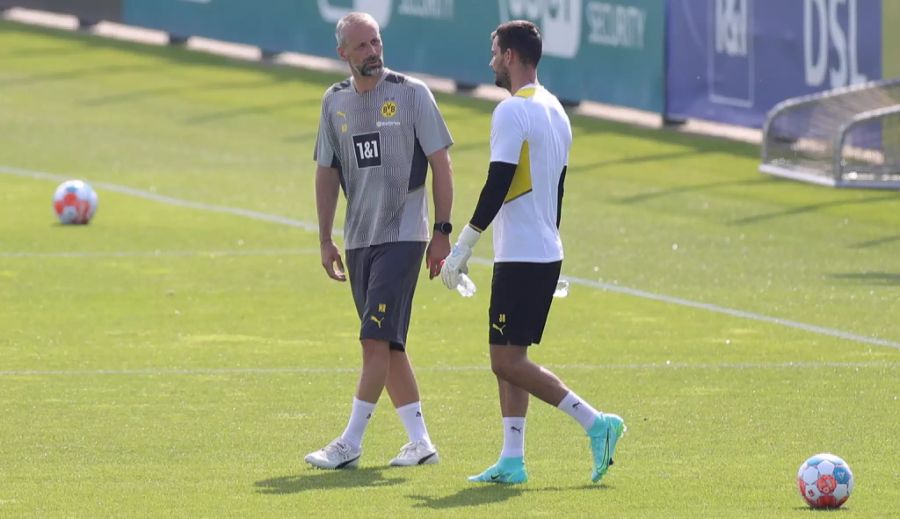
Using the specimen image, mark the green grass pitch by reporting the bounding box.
[0,21,898,517]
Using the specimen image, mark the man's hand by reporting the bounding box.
[426,233,451,279]
[440,225,481,290]
[320,240,346,282]
[440,243,471,289]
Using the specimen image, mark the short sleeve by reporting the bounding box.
[413,83,453,156]
[490,100,526,164]
[314,95,338,167]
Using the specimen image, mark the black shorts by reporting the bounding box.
[489,261,562,346]
[346,241,426,351]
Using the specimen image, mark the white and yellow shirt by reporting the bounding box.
[489,83,571,263]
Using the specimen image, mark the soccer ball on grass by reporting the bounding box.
[53,180,98,225]
[797,453,854,509]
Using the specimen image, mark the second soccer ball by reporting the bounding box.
[53,180,98,225]
[797,453,854,509]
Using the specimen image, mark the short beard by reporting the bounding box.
[356,58,383,77]
[494,71,511,90]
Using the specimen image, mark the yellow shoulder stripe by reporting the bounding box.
[514,87,536,98]
[505,141,533,203]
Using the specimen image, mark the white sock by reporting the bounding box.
[396,401,432,446]
[500,417,526,458]
[558,391,601,431]
[341,397,376,450]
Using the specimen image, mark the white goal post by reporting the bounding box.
[760,78,900,189]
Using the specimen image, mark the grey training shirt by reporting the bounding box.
[314,69,453,250]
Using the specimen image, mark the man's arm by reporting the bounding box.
[468,161,516,232]
[438,161,514,290]
[425,147,453,279]
[440,100,523,291]
[315,164,346,281]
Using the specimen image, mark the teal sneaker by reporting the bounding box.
[467,456,528,484]
[588,413,626,483]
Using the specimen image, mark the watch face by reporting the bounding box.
[435,222,452,234]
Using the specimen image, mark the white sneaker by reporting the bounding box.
[304,438,361,469]
[389,440,440,466]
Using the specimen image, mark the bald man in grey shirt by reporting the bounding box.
[305,11,454,470]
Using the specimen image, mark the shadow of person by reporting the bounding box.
[255,466,405,495]
[408,485,526,509]
[408,481,612,509]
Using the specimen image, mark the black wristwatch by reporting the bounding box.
[433,221,453,235]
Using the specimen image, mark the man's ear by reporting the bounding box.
[337,45,347,62]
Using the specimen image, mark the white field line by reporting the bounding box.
[561,275,900,350]
[3,164,900,351]
[0,361,896,377]
[0,248,318,259]
[0,165,325,234]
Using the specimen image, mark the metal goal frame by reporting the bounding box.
[760,78,900,189]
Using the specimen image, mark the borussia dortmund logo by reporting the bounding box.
[381,100,397,118]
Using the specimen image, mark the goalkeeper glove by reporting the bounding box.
[440,225,481,290]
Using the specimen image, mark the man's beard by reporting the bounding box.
[494,69,511,90]
[357,57,383,77]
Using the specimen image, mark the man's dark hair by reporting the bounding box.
[492,20,542,67]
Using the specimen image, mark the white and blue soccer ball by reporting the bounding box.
[53,180,98,225]
[797,453,854,509]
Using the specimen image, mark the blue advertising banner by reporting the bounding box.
[666,0,882,128]
[121,0,666,113]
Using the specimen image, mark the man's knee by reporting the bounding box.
[361,339,391,363]
[490,348,524,380]
[490,357,508,379]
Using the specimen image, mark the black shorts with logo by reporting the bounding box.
[346,241,426,351]
[489,261,562,346]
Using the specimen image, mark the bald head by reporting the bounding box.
[335,12,380,49]
[334,12,384,79]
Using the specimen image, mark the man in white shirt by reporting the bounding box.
[441,20,625,485]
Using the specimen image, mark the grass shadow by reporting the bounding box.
[728,193,900,226]
[615,177,773,204]
[407,482,610,510]
[0,43,90,58]
[573,149,701,175]
[408,485,525,509]
[827,272,900,286]
[80,77,295,107]
[0,63,153,86]
[182,97,321,125]
[850,234,900,249]
[792,506,851,512]
[567,112,760,161]
[255,466,405,495]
